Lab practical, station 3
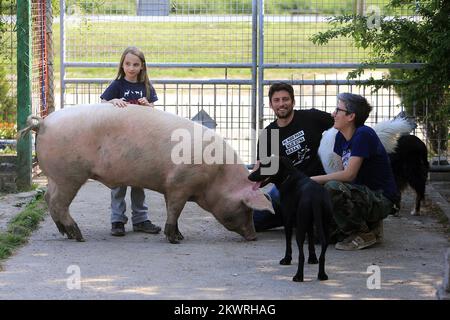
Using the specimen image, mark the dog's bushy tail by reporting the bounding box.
[319,128,343,174]
[372,117,415,153]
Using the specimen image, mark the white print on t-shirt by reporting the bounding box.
[293,145,311,167]
[124,90,143,99]
[342,149,351,169]
[283,131,305,155]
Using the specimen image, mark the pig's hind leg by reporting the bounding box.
[47,177,85,242]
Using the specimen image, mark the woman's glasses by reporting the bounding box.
[335,107,352,114]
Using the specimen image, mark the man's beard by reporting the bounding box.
[275,107,294,119]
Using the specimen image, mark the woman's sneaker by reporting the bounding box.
[133,220,161,234]
[111,222,125,236]
[370,221,384,243]
[335,231,377,251]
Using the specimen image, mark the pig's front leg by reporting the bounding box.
[164,194,187,244]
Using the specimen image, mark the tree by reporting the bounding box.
[311,0,449,155]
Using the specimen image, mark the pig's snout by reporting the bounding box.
[237,225,257,241]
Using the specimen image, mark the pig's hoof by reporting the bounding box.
[175,231,184,241]
[168,237,180,244]
[66,223,84,242]
[164,223,182,243]
[55,221,67,236]
[280,257,291,265]
[293,275,304,282]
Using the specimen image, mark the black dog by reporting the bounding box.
[248,156,332,282]
[389,135,429,215]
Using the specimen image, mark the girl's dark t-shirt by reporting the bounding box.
[100,78,158,104]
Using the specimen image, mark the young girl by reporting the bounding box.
[100,46,161,236]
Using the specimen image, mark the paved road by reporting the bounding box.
[0,180,448,299]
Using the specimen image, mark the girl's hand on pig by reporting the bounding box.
[111,98,128,108]
[138,97,153,107]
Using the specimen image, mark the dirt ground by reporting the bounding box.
[0,178,448,300]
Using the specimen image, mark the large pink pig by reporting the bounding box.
[20,104,273,243]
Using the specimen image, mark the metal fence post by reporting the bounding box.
[251,0,258,164]
[16,0,32,189]
[60,0,65,109]
[257,0,264,131]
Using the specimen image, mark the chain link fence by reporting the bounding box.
[59,0,447,164]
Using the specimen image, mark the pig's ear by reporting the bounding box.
[242,189,275,214]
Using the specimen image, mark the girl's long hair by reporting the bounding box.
[116,46,153,99]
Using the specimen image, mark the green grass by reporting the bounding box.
[0,191,47,263]
[62,21,359,63]
[54,20,366,82]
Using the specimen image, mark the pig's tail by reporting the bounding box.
[17,115,43,140]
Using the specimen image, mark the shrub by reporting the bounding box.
[0,122,16,139]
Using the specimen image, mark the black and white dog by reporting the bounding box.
[389,134,429,215]
[319,116,429,215]
[249,156,332,282]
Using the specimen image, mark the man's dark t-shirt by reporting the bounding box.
[258,109,333,176]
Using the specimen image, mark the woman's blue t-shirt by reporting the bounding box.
[333,125,399,203]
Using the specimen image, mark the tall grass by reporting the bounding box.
[0,192,47,263]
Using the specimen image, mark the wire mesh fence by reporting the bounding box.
[58,0,447,163]
[31,0,50,116]
[0,0,51,124]
[63,0,254,64]
[261,0,415,64]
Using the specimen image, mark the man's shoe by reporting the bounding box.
[335,232,377,251]
[111,222,125,236]
[133,220,161,234]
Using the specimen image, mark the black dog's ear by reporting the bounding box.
[248,169,260,181]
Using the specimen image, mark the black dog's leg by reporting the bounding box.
[317,239,328,281]
[293,226,306,282]
[280,223,292,265]
[316,202,329,281]
[307,226,318,264]
[409,174,426,215]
